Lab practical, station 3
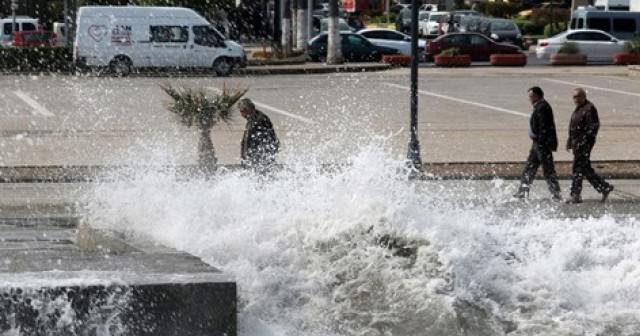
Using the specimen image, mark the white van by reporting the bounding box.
[0,17,39,45]
[74,6,246,76]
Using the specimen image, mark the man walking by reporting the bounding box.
[239,98,280,173]
[514,87,562,200]
[566,88,614,204]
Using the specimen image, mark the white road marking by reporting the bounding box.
[385,83,529,118]
[543,78,640,97]
[207,87,315,124]
[12,90,55,117]
[252,101,315,124]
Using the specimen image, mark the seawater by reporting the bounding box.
[83,145,640,336]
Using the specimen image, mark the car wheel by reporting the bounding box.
[213,57,233,77]
[109,57,132,77]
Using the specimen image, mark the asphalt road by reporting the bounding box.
[1,67,639,166]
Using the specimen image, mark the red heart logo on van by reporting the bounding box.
[88,25,108,42]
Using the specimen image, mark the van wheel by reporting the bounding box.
[213,57,233,77]
[110,57,132,77]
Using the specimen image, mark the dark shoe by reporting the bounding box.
[513,189,529,199]
[565,195,583,204]
[601,185,614,203]
[551,193,563,202]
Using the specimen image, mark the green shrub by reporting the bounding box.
[523,22,544,35]
[624,39,640,54]
[530,8,571,27]
[477,2,523,18]
[0,47,72,72]
[439,47,460,56]
[543,22,567,37]
[558,42,580,54]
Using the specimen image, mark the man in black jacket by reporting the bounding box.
[514,87,562,200]
[565,88,614,204]
[239,98,280,173]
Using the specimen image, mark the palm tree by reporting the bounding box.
[296,0,309,51]
[161,84,247,175]
[327,0,344,64]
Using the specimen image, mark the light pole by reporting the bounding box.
[407,0,423,174]
[11,0,18,37]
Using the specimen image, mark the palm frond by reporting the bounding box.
[161,83,247,129]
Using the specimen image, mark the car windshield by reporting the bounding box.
[429,14,445,22]
[491,21,516,31]
[419,13,429,20]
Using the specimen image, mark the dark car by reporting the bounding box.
[425,32,520,61]
[308,33,399,62]
[487,19,523,49]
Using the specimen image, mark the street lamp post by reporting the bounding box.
[11,0,18,37]
[407,0,423,174]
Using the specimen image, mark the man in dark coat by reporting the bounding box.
[514,87,562,200]
[565,88,614,204]
[239,98,280,172]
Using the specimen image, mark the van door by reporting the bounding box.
[149,25,189,67]
[190,25,226,68]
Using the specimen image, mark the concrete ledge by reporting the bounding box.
[0,219,237,335]
[629,65,640,76]
[1,161,640,183]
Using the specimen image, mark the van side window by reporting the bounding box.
[570,18,577,29]
[22,23,36,31]
[613,18,636,32]
[578,18,584,28]
[150,26,188,43]
[587,18,611,32]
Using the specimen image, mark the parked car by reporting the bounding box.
[74,6,246,77]
[308,32,399,62]
[358,28,426,60]
[11,30,56,47]
[425,32,521,61]
[0,17,38,46]
[536,29,625,63]
[487,19,524,48]
[53,22,70,46]
[419,11,448,37]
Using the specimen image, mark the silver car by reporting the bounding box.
[536,29,626,63]
[358,28,427,60]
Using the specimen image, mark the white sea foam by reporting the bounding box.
[84,143,640,336]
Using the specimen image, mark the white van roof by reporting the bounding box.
[78,6,206,21]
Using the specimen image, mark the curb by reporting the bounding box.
[1,161,639,183]
[0,63,392,77]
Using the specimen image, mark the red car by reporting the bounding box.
[11,30,56,47]
[425,32,520,62]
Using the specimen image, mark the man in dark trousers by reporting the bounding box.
[514,87,562,201]
[239,98,280,173]
[566,88,614,204]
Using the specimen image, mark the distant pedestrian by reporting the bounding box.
[514,86,562,201]
[565,88,614,204]
[239,98,280,173]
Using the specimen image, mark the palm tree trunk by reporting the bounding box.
[282,0,292,56]
[198,127,217,175]
[327,0,344,64]
[296,0,308,51]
